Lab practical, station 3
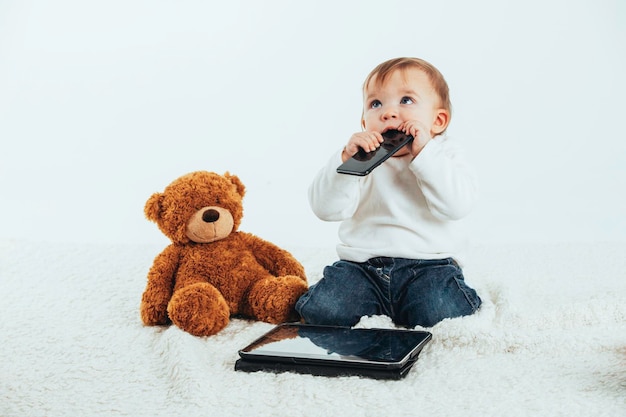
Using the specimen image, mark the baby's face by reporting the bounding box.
[361,67,444,141]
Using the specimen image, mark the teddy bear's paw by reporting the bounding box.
[167,283,230,337]
[247,276,309,324]
[140,301,171,326]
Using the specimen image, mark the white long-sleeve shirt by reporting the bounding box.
[308,135,478,265]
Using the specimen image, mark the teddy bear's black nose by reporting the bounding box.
[202,209,220,223]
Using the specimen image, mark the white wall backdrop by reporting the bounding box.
[1,0,624,248]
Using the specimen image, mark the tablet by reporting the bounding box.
[336,129,414,176]
[235,323,432,379]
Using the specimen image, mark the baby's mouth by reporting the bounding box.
[382,126,400,133]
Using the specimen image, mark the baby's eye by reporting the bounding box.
[401,96,414,105]
[369,99,382,109]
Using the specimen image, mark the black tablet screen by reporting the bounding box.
[239,324,431,366]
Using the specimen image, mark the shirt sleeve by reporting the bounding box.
[308,150,362,221]
[409,136,479,220]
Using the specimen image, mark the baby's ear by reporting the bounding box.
[144,192,164,222]
[431,109,450,134]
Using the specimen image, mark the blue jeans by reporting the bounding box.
[296,257,481,328]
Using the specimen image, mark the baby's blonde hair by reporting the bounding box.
[363,57,452,128]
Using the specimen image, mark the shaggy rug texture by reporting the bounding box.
[1,240,625,416]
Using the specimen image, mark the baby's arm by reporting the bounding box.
[410,137,478,220]
[309,149,361,221]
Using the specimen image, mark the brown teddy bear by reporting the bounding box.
[140,171,308,337]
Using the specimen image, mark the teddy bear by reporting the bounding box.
[140,171,308,337]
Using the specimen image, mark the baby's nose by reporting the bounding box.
[382,108,398,119]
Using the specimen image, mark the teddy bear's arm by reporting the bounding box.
[140,244,181,326]
[240,232,306,282]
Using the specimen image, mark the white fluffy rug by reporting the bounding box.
[1,240,625,416]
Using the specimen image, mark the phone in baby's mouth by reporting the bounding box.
[336,129,414,176]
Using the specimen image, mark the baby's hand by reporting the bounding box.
[399,120,432,157]
[341,131,384,162]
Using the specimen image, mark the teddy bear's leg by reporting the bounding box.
[167,282,230,336]
[245,275,308,324]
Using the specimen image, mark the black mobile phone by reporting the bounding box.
[336,129,414,176]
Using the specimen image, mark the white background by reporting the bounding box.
[1,0,624,248]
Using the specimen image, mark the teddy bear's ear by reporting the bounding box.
[224,172,245,197]
[144,192,164,222]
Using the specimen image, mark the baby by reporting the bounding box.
[296,57,481,328]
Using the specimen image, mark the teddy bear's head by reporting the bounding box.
[145,171,246,244]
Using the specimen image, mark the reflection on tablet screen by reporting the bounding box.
[241,324,430,364]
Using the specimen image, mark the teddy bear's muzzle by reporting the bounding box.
[186,206,234,243]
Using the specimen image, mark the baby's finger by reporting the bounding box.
[401,123,418,138]
[366,133,384,151]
